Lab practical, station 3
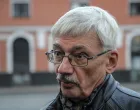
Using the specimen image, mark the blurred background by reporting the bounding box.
[0,0,140,110]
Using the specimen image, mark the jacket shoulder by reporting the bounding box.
[40,100,54,110]
[107,84,140,110]
[40,93,61,110]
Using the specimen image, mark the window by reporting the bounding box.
[131,36,140,52]
[131,36,140,81]
[14,3,29,17]
[71,0,89,9]
[129,0,140,15]
[11,0,31,18]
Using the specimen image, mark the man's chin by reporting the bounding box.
[61,82,80,98]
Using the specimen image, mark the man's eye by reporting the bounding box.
[54,51,63,57]
[74,53,87,59]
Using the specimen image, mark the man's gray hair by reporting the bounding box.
[51,6,120,50]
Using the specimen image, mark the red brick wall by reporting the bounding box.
[0,41,6,72]
[0,0,69,25]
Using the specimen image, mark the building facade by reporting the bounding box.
[0,0,140,86]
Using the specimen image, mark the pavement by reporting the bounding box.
[0,83,140,94]
[0,84,59,95]
[0,85,59,110]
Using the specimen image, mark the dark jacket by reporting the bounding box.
[41,74,140,110]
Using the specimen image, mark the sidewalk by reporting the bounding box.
[0,83,140,95]
[0,84,59,95]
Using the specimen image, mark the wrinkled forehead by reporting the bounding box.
[53,31,102,46]
[53,42,89,50]
[52,34,103,54]
[52,42,95,55]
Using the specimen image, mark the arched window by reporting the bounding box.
[13,38,29,73]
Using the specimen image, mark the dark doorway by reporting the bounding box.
[13,38,30,85]
[13,38,29,72]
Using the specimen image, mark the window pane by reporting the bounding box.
[130,3,140,15]
[131,36,140,52]
[71,2,89,9]
[14,3,29,17]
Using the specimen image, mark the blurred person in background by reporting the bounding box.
[41,6,140,110]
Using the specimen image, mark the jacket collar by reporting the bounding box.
[87,74,118,110]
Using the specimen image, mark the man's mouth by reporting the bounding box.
[58,79,77,85]
[61,81,75,89]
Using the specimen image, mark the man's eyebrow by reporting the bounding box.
[53,43,62,49]
[71,45,88,51]
[53,44,89,53]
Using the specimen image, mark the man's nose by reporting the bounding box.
[57,57,73,74]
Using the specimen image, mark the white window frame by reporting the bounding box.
[10,0,31,17]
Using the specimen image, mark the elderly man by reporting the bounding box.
[42,6,140,110]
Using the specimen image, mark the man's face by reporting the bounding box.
[53,33,109,99]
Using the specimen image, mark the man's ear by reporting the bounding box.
[106,50,118,74]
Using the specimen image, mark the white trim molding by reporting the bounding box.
[0,33,9,41]
[121,24,140,31]
[0,26,51,32]
[126,29,140,69]
[37,30,46,49]
[48,35,54,72]
[6,31,35,73]
[116,29,123,48]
